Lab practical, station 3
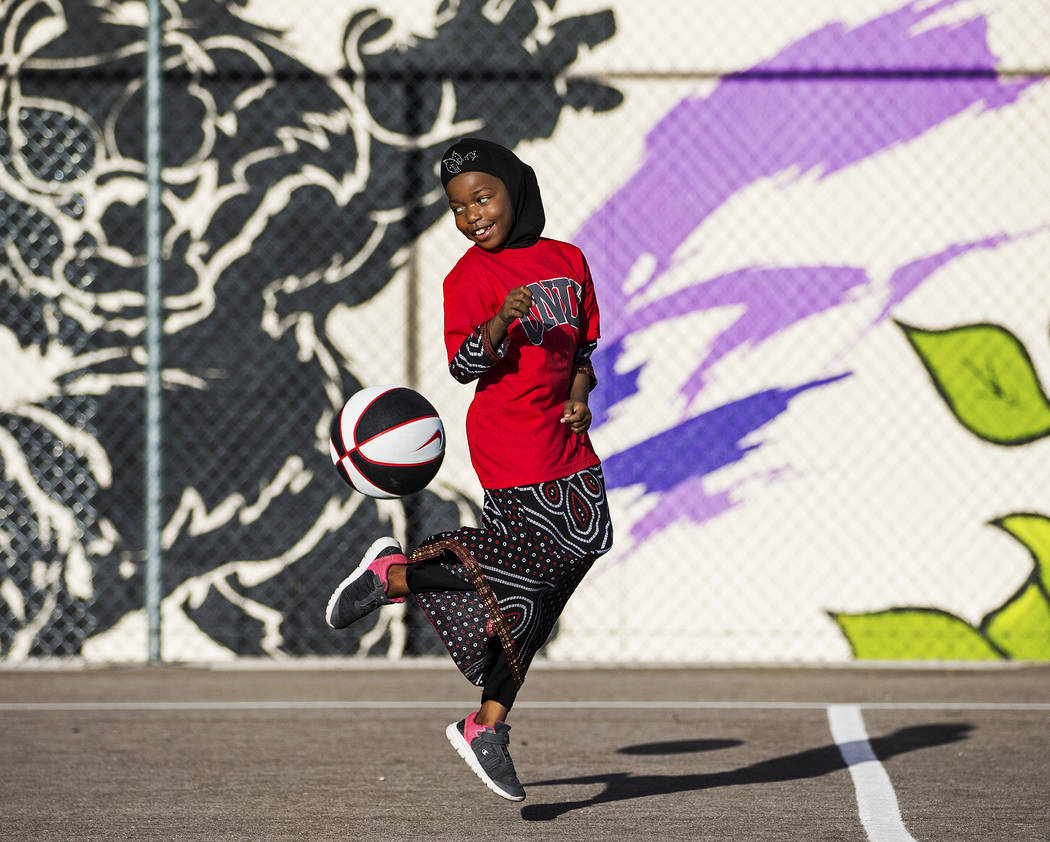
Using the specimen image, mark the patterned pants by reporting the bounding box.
[408,465,613,707]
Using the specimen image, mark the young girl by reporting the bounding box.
[325,138,612,802]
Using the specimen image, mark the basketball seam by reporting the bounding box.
[353,415,441,450]
[346,451,444,469]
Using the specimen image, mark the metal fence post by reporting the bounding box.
[144,0,164,662]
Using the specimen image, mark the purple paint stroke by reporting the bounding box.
[591,337,640,428]
[577,0,1036,348]
[626,464,792,547]
[589,235,1010,424]
[645,265,870,406]
[874,233,1010,324]
[579,1,1040,545]
[629,475,736,545]
[753,0,1009,73]
[602,374,847,542]
[603,374,848,492]
[673,236,1012,405]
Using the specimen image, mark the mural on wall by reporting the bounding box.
[0,0,620,659]
[547,0,1050,662]
[581,0,1036,544]
[2,0,1047,661]
[832,320,1050,659]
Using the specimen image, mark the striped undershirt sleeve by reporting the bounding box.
[449,321,507,383]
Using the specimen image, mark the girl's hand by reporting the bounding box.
[488,286,533,350]
[561,399,591,435]
[496,286,533,328]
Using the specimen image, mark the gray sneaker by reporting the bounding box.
[325,537,405,629]
[446,716,526,801]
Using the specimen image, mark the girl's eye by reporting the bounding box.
[478,196,488,204]
[452,206,464,215]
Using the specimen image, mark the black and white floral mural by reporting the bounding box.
[0,0,620,659]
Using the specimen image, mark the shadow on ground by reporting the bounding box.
[521,722,973,821]
[617,738,744,755]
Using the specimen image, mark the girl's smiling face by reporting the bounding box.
[446,171,513,251]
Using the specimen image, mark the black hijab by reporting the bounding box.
[440,138,545,249]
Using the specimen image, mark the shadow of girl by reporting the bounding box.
[520,722,973,822]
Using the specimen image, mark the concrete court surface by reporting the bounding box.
[1,662,1048,841]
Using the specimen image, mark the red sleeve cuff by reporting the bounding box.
[480,320,502,363]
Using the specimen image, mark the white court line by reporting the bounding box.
[1,699,1049,712]
[829,704,915,842]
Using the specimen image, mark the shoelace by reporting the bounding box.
[352,574,388,612]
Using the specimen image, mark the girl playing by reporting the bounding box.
[325,138,612,802]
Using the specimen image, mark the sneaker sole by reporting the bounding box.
[445,722,526,802]
[324,536,402,629]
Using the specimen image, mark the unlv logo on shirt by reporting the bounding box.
[519,278,582,344]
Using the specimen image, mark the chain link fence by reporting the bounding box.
[3,0,1049,663]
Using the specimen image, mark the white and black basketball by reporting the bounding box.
[329,385,445,499]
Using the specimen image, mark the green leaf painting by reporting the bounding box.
[832,320,1050,662]
[830,608,1003,660]
[832,513,1050,660]
[993,513,1050,595]
[898,322,1050,445]
[983,581,1050,660]
[982,514,1050,659]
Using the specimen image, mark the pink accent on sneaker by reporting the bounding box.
[463,711,496,744]
[367,551,407,604]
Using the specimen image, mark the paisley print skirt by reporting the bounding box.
[410,465,612,688]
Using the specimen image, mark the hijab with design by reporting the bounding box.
[440,138,545,249]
